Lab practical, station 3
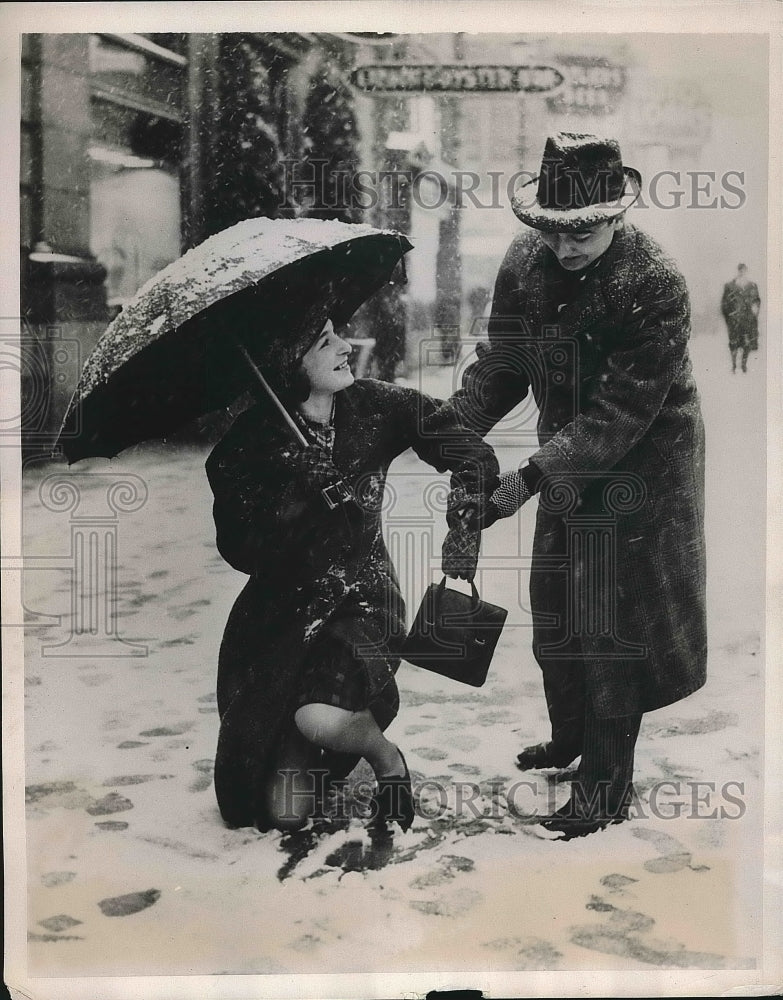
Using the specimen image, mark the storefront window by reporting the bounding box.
[88,34,184,111]
[87,34,184,309]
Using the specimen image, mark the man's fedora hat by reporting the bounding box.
[511,132,642,232]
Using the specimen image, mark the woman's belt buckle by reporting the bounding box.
[321,480,356,509]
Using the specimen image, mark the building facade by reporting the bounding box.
[19,31,360,455]
[20,31,723,456]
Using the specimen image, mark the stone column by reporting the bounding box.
[20,33,109,457]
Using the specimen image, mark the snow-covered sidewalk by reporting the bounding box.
[15,330,768,987]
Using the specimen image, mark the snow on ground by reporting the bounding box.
[17,326,767,984]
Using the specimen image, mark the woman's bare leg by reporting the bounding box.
[295,704,414,831]
[294,704,405,778]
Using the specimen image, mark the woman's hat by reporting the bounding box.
[260,293,337,388]
[511,132,642,232]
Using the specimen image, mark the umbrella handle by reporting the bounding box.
[234,341,309,447]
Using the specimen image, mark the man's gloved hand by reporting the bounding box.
[489,469,533,519]
[446,485,499,531]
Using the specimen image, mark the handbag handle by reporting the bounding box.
[427,576,480,624]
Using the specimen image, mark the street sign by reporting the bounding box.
[351,64,564,94]
[546,56,626,116]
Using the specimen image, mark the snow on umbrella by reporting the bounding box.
[57,217,412,463]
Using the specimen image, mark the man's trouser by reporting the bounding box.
[575,691,642,818]
[537,657,641,812]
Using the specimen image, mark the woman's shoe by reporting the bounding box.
[369,750,414,833]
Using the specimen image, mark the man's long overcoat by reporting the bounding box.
[205,378,498,827]
[721,278,760,351]
[451,223,707,718]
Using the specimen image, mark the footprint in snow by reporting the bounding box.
[600,873,639,894]
[38,914,82,933]
[98,889,161,917]
[448,763,482,776]
[86,793,133,816]
[26,782,94,810]
[413,747,449,761]
[631,827,697,873]
[102,774,171,786]
[410,854,474,888]
[139,724,190,737]
[409,887,483,918]
[569,918,737,968]
[516,937,564,969]
[585,895,655,932]
[159,635,198,648]
[41,871,76,888]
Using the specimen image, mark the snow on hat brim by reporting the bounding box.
[511,167,642,233]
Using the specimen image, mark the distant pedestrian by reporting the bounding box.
[721,263,760,373]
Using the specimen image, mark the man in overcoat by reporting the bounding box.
[446,133,708,837]
[721,262,761,373]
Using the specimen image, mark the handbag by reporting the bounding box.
[400,577,508,687]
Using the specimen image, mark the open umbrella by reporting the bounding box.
[56,217,412,464]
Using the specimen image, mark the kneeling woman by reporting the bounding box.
[206,303,498,833]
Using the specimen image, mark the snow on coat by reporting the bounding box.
[205,378,499,827]
[448,222,707,718]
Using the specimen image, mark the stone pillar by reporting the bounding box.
[20,33,109,457]
[183,34,221,250]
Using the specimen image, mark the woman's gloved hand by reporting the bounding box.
[442,511,482,581]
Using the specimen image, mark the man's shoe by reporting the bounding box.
[539,801,628,840]
[515,741,580,771]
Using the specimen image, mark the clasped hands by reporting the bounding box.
[442,470,533,580]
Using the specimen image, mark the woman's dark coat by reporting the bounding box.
[449,222,707,719]
[721,278,760,351]
[205,378,498,827]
